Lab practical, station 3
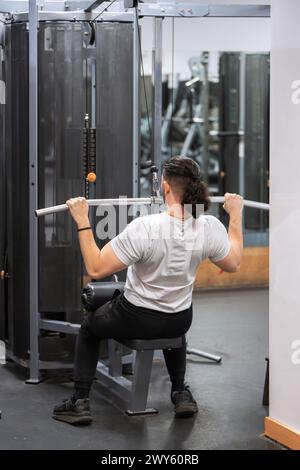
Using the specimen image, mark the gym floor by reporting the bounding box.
[0,288,283,450]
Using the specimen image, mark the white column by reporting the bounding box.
[269,0,300,434]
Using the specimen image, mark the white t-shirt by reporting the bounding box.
[110,212,230,313]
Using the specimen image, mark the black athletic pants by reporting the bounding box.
[74,293,193,395]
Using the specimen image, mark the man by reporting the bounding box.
[53,156,244,424]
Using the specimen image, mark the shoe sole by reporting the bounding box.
[52,412,93,425]
[175,405,199,418]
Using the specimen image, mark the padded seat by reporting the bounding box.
[118,337,183,351]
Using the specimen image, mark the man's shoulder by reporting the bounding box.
[202,214,223,226]
[196,215,226,238]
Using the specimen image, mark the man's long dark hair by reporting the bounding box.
[162,156,211,218]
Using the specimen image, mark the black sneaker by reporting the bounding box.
[52,398,92,425]
[171,386,198,418]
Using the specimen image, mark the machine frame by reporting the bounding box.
[0,0,271,383]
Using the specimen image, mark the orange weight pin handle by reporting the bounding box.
[86,172,96,183]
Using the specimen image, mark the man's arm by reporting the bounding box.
[77,230,126,279]
[66,197,126,279]
[212,193,244,273]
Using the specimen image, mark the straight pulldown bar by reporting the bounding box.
[35,196,270,217]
